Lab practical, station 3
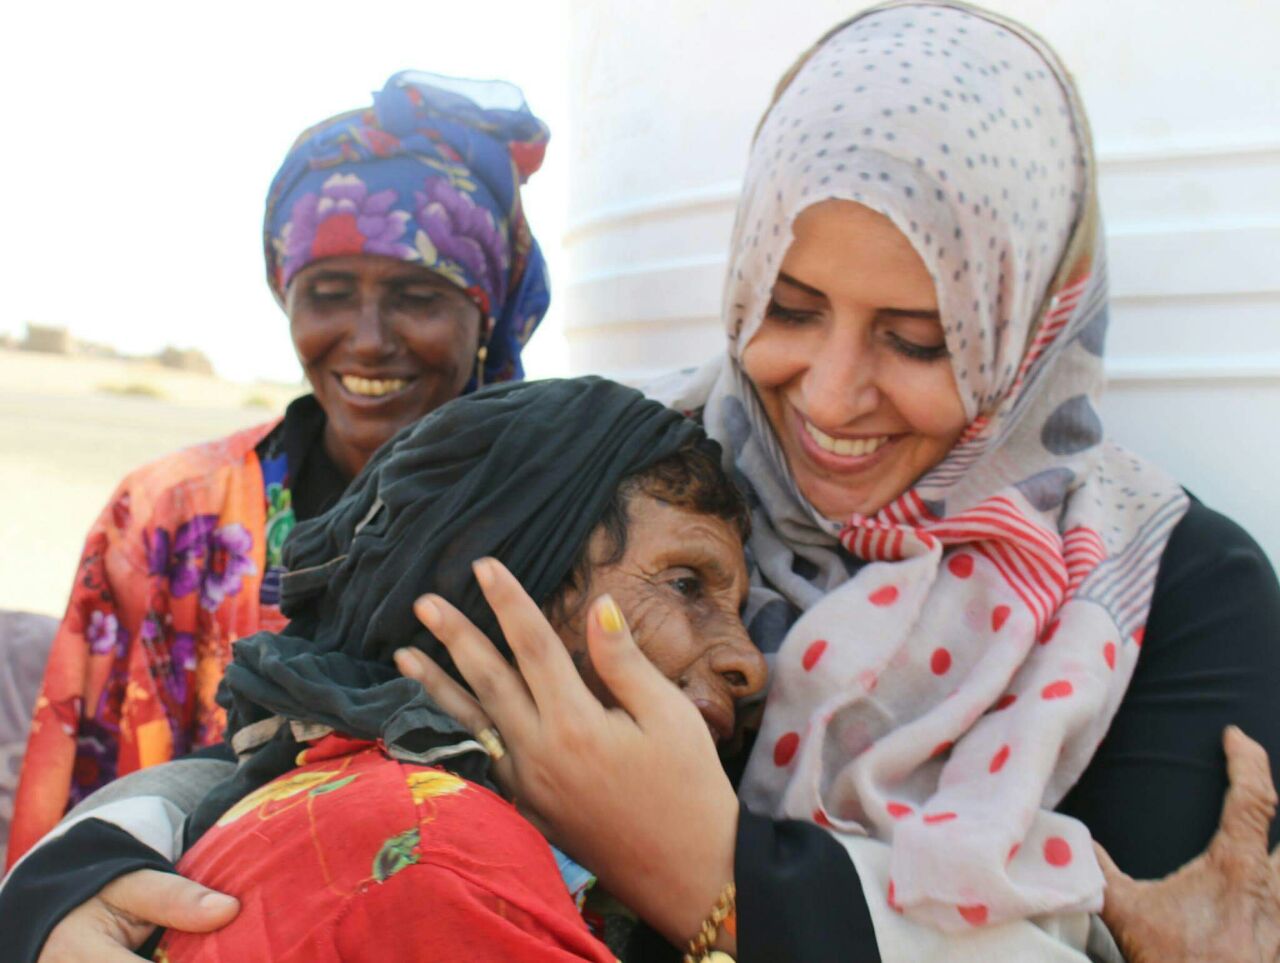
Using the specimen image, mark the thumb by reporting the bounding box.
[1094,840,1141,927]
[1214,725,1277,855]
[102,868,240,934]
[586,595,688,726]
[1094,840,1135,895]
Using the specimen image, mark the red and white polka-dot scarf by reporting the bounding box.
[653,1,1188,933]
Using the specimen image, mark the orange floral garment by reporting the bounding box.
[7,421,285,866]
[156,736,616,963]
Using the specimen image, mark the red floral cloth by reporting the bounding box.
[8,422,283,866]
[156,736,616,963]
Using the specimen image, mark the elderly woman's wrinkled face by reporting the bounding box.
[556,494,767,745]
[741,200,968,520]
[287,255,483,478]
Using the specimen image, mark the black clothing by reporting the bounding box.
[1057,496,1280,876]
[254,393,349,522]
[4,498,1279,963]
[0,821,175,962]
[190,376,706,840]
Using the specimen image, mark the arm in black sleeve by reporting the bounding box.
[735,808,881,963]
[1058,497,1280,878]
[0,818,175,963]
[0,751,235,961]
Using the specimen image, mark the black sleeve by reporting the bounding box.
[735,808,880,963]
[1058,497,1280,878]
[0,818,176,963]
[189,740,235,763]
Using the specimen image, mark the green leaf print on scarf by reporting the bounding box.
[373,827,421,882]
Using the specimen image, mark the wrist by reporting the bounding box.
[652,791,739,949]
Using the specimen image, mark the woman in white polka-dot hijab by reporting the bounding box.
[642,0,1280,957]
[713,0,1174,931]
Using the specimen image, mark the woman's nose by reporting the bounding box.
[801,329,880,429]
[350,296,396,359]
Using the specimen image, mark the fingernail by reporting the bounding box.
[414,595,441,627]
[199,891,239,911]
[394,647,425,672]
[472,558,495,588]
[597,595,625,634]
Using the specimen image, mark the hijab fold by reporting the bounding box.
[188,377,703,841]
[651,0,1187,932]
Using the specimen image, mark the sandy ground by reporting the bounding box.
[0,349,302,617]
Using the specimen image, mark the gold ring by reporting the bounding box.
[476,726,506,762]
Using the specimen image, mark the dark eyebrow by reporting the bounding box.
[776,273,940,321]
[775,272,827,299]
[880,307,942,321]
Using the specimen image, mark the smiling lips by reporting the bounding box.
[339,374,413,399]
[802,420,891,458]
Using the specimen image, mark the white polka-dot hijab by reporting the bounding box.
[650,0,1188,933]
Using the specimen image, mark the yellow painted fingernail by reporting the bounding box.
[598,596,625,634]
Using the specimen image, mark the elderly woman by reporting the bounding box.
[0,379,767,962]
[11,4,1280,962]
[6,70,551,866]
[152,376,766,962]
[403,4,1280,961]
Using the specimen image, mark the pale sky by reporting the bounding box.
[1,0,572,384]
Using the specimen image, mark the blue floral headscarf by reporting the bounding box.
[265,71,551,386]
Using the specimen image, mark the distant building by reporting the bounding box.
[21,324,73,355]
[155,346,215,376]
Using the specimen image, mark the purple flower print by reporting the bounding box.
[200,523,257,611]
[140,612,162,644]
[415,177,508,307]
[166,631,197,706]
[147,517,256,611]
[146,527,169,577]
[171,517,219,598]
[282,173,414,282]
[85,610,126,657]
[148,515,218,599]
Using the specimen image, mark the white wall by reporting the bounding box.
[563,0,1280,562]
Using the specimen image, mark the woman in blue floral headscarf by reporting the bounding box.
[8,71,551,866]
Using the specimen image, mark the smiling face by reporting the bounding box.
[286,254,484,478]
[740,200,968,519]
[554,494,767,745]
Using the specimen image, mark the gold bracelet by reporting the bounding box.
[682,882,737,963]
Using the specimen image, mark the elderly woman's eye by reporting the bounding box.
[670,575,703,599]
